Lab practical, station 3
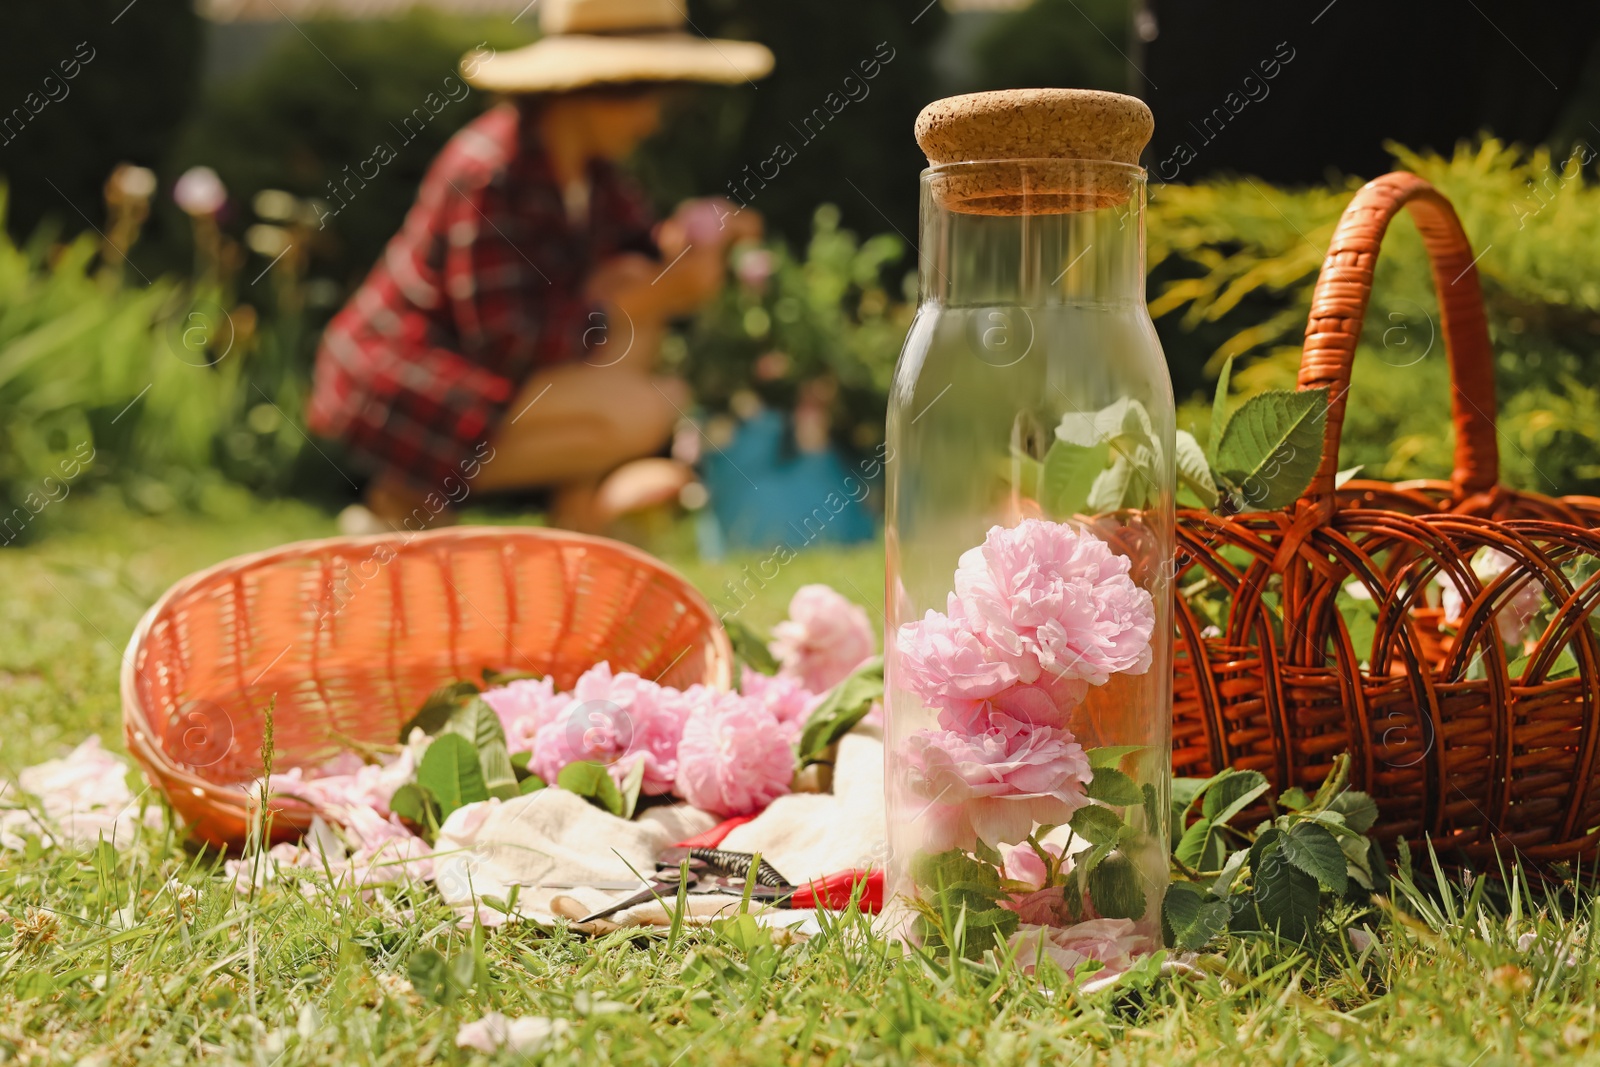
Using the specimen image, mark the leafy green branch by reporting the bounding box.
[388,679,545,840]
[795,657,883,769]
[1021,356,1332,517]
[1163,754,1388,950]
[1199,355,1331,512]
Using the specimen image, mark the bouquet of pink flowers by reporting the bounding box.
[480,662,816,818]
[258,585,883,891]
[892,519,1162,976]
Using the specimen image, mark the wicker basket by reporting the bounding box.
[122,527,733,848]
[1172,172,1600,863]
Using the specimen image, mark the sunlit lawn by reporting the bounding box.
[2,492,1599,1065]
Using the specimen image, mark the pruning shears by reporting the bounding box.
[577,846,883,923]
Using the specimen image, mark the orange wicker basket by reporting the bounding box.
[1172,172,1600,863]
[122,526,733,848]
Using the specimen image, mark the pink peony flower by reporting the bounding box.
[315,751,368,777]
[528,663,687,796]
[739,667,823,743]
[223,810,432,893]
[736,248,775,293]
[932,679,1085,736]
[1440,546,1543,649]
[173,166,227,216]
[674,688,794,816]
[336,803,417,852]
[770,584,876,693]
[1003,841,1064,890]
[17,736,138,815]
[677,198,733,245]
[999,844,1117,926]
[224,820,344,892]
[898,595,1022,704]
[1008,918,1144,978]
[1007,886,1078,926]
[482,677,573,755]
[902,715,1091,849]
[953,520,1155,687]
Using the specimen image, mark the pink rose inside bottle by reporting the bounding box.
[884,90,1174,976]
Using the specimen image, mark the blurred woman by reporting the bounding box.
[307,0,769,532]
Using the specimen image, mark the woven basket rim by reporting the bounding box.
[120,525,734,830]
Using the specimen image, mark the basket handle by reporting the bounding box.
[1297,171,1499,505]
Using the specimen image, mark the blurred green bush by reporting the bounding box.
[663,205,911,458]
[1149,138,1600,497]
[0,189,308,540]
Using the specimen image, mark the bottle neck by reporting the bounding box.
[917,161,1146,308]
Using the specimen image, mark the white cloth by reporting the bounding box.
[431,728,889,932]
[431,788,719,924]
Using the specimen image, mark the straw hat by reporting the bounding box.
[463,0,774,94]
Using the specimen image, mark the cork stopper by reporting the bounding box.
[915,89,1153,215]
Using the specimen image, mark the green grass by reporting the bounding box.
[4,494,1600,1065]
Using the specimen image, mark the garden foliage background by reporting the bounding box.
[4,1,1600,533]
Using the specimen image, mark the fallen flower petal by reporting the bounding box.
[2,737,159,850]
[456,1012,571,1054]
[1008,918,1144,979]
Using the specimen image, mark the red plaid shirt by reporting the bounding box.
[307,102,657,489]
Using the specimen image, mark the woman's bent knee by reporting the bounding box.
[601,374,684,456]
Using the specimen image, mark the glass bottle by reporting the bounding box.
[883,90,1174,970]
